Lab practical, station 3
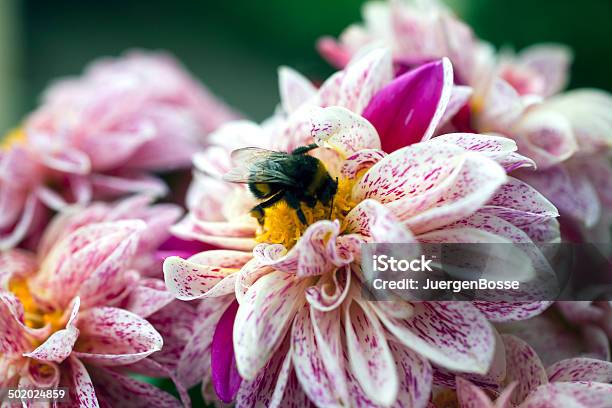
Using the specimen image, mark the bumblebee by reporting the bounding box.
[223,144,338,225]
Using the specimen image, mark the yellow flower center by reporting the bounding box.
[8,278,64,334]
[255,177,356,249]
[1,127,26,151]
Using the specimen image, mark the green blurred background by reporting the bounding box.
[0,0,611,135]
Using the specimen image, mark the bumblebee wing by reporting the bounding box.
[223,147,295,185]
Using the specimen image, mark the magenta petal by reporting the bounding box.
[363,58,453,152]
[211,300,242,403]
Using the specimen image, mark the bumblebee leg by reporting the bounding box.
[250,206,265,225]
[291,143,318,155]
[284,192,307,224]
[250,192,285,225]
[328,178,338,220]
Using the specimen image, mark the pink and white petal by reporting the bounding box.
[0,248,36,288]
[274,371,314,408]
[518,44,572,97]
[337,48,393,115]
[123,357,190,408]
[170,216,257,252]
[80,125,155,171]
[464,329,508,390]
[19,360,60,392]
[374,302,495,374]
[235,337,294,408]
[499,316,609,367]
[353,141,465,205]
[476,78,526,131]
[344,199,416,243]
[163,255,238,300]
[389,341,433,408]
[403,153,507,234]
[456,377,496,408]
[91,366,182,408]
[317,36,352,69]
[65,356,99,408]
[279,66,317,114]
[35,185,72,212]
[0,292,49,351]
[318,71,345,108]
[495,383,519,408]
[234,259,275,304]
[544,89,612,153]
[24,297,80,363]
[519,382,612,408]
[473,301,551,323]
[73,306,163,366]
[433,133,517,157]
[310,106,381,156]
[37,145,91,175]
[497,152,537,173]
[176,296,234,388]
[47,222,140,308]
[254,220,347,277]
[233,271,308,380]
[77,229,146,309]
[344,297,399,407]
[513,108,577,169]
[501,334,548,405]
[547,358,612,383]
[0,193,39,251]
[574,157,612,208]
[341,149,387,179]
[122,113,201,172]
[432,329,507,391]
[122,279,176,318]
[438,86,473,130]
[32,220,145,309]
[305,266,351,312]
[483,177,559,229]
[556,301,604,326]
[144,300,197,376]
[517,165,600,228]
[291,306,344,407]
[90,172,168,198]
[310,307,350,406]
[363,58,453,152]
[274,104,319,152]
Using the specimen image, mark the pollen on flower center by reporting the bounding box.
[254,177,356,249]
[1,127,26,151]
[8,278,64,335]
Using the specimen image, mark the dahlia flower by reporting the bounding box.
[318,0,612,237]
[0,51,238,249]
[164,49,559,407]
[444,335,612,408]
[1,197,189,406]
[499,305,611,367]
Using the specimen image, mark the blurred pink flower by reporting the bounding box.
[163,50,559,407]
[0,51,238,249]
[0,197,190,407]
[445,335,612,408]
